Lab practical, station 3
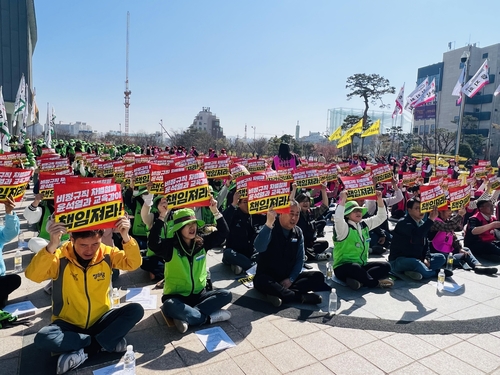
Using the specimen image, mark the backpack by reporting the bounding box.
[0,310,32,329]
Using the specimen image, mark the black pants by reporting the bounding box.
[0,274,21,308]
[315,220,326,234]
[469,242,500,261]
[334,261,391,288]
[253,270,328,303]
[305,240,329,261]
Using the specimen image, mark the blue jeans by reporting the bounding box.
[222,248,255,271]
[34,303,144,353]
[161,289,232,326]
[390,253,446,279]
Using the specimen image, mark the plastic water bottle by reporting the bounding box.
[325,262,333,280]
[328,289,338,315]
[14,249,22,273]
[206,270,213,291]
[123,345,136,374]
[437,269,445,291]
[112,288,120,308]
[18,231,25,249]
[446,253,454,271]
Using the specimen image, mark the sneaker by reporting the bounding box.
[301,292,322,305]
[378,278,394,288]
[113,337,127,352]
[443,269,453,278]
[267,294,282,307]
[209,310,231,324]
[231,264,243,275]
[315,252,331,261]
[173,319,188,333]
[404,271,423,280]
[56,349,88,374]
[474,265,498,275]
[345,278,362,290]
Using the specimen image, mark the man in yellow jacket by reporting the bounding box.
[25,217,144,374]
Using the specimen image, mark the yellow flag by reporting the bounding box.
[328,127,342,141]
[336,133,352,148]
[345,119,363,138]
[361,119,380,138]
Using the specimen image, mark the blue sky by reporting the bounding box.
[32,0,500,139]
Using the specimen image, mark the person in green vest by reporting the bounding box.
[333,189,394,290]
[123,183,149,249]
[148,200,231,334]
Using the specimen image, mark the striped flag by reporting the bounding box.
[336,132,352,148]
[462,59,489,98]
[19,84,29,143]
[405,78,428,112]
[452,65,466,105]
[413,78,436,108]
[31,88,39,124]
[0,87,10,152]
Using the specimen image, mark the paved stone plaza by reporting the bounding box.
[2,190,500,375]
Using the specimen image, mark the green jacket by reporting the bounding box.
[333,221,370,268]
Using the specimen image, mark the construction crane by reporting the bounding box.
[124,11,131,135]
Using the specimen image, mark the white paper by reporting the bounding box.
[92,362,123,375]
[432,281,464,293]
[245,264,257,276]
[195,326,236,352]
[134,295,158,310]
[3,300,37,317]
[126,287,150,302]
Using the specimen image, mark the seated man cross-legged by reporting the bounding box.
[389,199,451,280]
[253,201,329,307]
[25,217,144,375]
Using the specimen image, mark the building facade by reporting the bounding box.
[0,0,37,132]
[415,43,500,142]
[190,107,224,139]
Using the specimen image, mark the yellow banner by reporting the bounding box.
[328,127,342,141]
[205,168,230,179]
[0,183,29,201]
[336,133,352,148]
[248,194,289,214]
[134,173,150,186]
[346,185,376,200]
[420,195,447,213]
[345,119,363,137]
[360,119,380,138]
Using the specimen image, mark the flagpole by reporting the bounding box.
[455,46,471,160]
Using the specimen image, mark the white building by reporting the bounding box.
[190,107,224,139]
[54,121,92,136]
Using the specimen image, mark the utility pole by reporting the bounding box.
[124,11,131,135]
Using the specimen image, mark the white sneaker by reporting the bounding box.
[173,319,188,333]
[56,349,88,374]
[209,310,231,324]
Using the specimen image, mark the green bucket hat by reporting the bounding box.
[167,208,204,238]
[343,201,367,216]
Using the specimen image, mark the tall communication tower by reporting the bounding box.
[124,11,131,135]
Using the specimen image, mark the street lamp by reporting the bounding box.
[455,49,471,159]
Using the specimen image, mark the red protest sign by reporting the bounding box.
[230,163,250,179]
[247,159,267,173]
[292,168,322,189]
[163,170,210,209]
[402,172,419,186]
[78,177,114,184]
[247,180,290,214]
[174,156,199,171]
[448,185,471,211]
[96,160,114,177]
[236,173,267,198]
[38,173,78,200]
[371,164,393,184]
[38,157,70,172]
[149,164,185,194]
[0,167,33,201]
[341,174,376,201]
[419,184,447,213]
[133,163,151,186]
[203,158,230,179]
[54,182,124,232]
